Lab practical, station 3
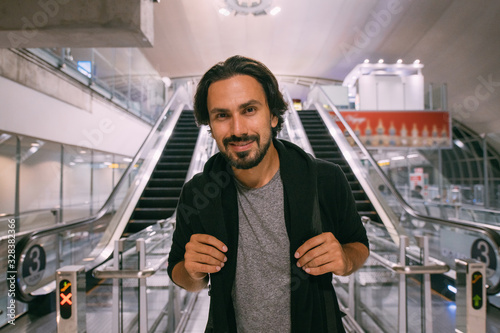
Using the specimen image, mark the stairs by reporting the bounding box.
[298,110,381,223]
[126,110,199,233]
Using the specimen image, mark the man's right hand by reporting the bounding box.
[184,234,228,281]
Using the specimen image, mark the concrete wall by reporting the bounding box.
[0,0,154,48]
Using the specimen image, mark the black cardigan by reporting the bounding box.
[167,139,369,333]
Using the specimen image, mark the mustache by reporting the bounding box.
[223,134,259,147]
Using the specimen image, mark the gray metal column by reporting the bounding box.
[137,239,148,333]
[112,240,124,333]
[398,235,409,333]
[428,83,434,110]
[482,136,490,208]
[416,235,433,333]
[455,259,487,333]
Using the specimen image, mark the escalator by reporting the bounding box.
[298,110,381,223]
[126,110,199,233]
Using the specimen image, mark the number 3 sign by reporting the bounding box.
[471,238,497,273]
[22,244,47,286]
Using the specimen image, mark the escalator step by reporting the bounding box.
[155,162,191,171]
[152,170,188,178]
[351,190,366,200]
[349,182,362,191]
[356,201,374,211]
[162,149,196,156]
[137,197,180,208]
[143,187,182,196]
[159,155,192,163]
[147,178,185,188]
[165,142,197,149]
[133,208,176,220]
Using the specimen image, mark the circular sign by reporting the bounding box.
[471,238,497,273]
[22,244,46,286]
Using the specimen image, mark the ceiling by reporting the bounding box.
[141,0,500,135]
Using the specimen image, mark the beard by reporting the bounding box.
[220,132,272,170]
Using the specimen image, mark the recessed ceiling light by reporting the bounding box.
[270,6,281,15]
[219,8,231,16]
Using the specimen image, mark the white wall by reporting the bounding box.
[376,76,405,110]
[358,75,378,110]
[358,73,424,110]
[404,74,425,110]
[0,75,151,157]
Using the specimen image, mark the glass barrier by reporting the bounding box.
[92,225,197,333]
[12,87,191,302]
[279,87,314,155]
[306,85,500,295]
[361,124,500,224]
[335,228,453,332]
[27,47,166,124]
[0,132,131,236]
[92,117,217,332]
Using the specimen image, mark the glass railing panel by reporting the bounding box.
[29,47,166,124]
[13,87,190,301]
[144,228,174,332]
[92,151,115,215]
[63,144,92,221]
[307,85,500,294]
[335,238,401,332]
[360,154,500,293]
[372,145,500,227]
[336,228,456,332]
[19,137,62,228]
[400,214,500,292]
[279,87,314,155]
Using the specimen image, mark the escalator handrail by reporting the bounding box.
[13,89,189,301]
[314,86,500,293]
[14,88,184,244]
[280,87,315,155]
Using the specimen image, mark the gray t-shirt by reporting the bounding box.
[232,170,291,333]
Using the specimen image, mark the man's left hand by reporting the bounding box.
[294,232,351,276]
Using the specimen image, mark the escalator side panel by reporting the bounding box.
[126,111,199,233]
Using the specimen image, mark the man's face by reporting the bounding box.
[207,75,278,170]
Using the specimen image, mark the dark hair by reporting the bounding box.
[194,55,287,138]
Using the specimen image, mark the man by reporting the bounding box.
[411,185,424,199]
[167,55,369,333]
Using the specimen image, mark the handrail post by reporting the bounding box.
[137,239,148,333]
[398,235,409,333]
[348,273,356,319]
[167,279,177,331]
[416,235,433,333]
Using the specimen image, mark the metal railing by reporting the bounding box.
[12,86,192,302]
[92,124,217,333]
[280,87,315,155]
[336,228,454,332]
[308,85,500,294]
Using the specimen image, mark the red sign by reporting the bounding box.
[331,111,451,149]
